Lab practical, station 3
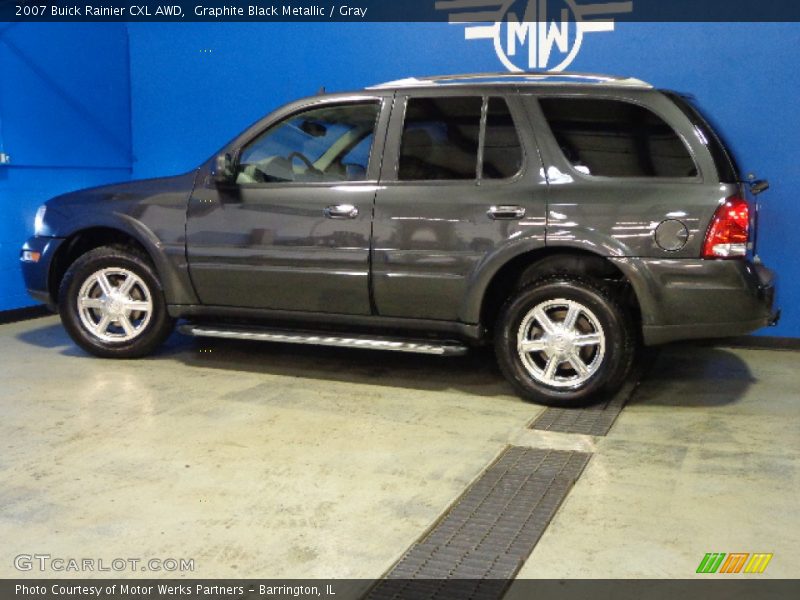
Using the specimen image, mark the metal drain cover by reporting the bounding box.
[366,447,591,599]
[530,353,653,436]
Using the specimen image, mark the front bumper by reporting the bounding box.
[610,257,779,346]
[20,236,65,308]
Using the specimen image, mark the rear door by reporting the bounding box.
[372,90,546,322]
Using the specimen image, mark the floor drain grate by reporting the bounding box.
[530,385,629,436]
[366,447,591,599]
[530,355,653,436]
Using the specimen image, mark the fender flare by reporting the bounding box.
[54,214,198,306]
[460,233,642,325]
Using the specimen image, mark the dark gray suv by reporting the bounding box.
[21,72,779,405]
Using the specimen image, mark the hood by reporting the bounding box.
[46,172,198,213]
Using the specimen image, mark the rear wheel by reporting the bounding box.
[59,246,174,358]
[495,276,635,406]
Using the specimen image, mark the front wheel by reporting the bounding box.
[59,246,175,358]
[495,276,635,406]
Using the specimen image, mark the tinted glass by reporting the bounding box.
[237,102,379,184]
[399,97,482,181]
[482,98,523,179]
[664,91,740,183]
[539,98,697,178]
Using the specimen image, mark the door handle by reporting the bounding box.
[487,205,526,220]
[324,204,359,219]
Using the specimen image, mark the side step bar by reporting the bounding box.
[179,324,469,356]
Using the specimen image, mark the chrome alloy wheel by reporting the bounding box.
[516,298,606,389]
[76,268,153,343]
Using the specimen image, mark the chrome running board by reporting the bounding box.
[179,324,469,356]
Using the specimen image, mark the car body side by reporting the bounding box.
[21,83,778,346]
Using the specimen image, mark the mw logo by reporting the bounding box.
[436,0,633,72]
[696,552,774,574]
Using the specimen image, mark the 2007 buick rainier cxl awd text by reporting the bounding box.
[21,72,779,406]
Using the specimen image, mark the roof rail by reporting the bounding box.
[369,71,652,90]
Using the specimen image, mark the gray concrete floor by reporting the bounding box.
[514,344,800,580]
[0,316,535,579]
[1,316,798,580]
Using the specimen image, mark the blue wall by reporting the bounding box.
[0,23,132,310]
[2,22,799,337]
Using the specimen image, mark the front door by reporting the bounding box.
[186,98,388,314]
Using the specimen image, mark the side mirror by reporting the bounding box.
[212,153,235,186]
[746,173,769,196]
[344,163,367,181]
[750,180,769,196]
[300,120,327,138]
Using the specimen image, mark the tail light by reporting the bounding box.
[702,196,750,259]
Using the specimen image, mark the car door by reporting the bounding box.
[372,91,547,322]
[186,96,390,314]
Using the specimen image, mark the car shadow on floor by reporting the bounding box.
[627,343,756,408]
[15,319,518,399]
[11,317,88,356]
[14,320,756,406]
[160,330,518,399]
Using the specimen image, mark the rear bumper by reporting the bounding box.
[20,236,64,309]
[610,257,778,346]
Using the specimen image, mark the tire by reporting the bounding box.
[58,245,175,358]
[494,276,635,406]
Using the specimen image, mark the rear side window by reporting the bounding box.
[539,97,697,179]
[399,97,482,181]
[398,96,522,181]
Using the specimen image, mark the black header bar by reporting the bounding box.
[3,0,800,22]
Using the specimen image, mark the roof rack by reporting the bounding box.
[368,71,652,90]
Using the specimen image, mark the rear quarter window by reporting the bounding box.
[663,91,741,183]
[539,97,698,179]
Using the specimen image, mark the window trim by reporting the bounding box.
[391,95,526,185]
[232,98,384,188]
[536,94,703,184]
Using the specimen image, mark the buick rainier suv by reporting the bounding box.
[21,72,779,406]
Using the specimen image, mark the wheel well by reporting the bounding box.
[49,228,152,303]
[480,248,641,334]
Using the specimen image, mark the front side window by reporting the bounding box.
[237,102,380,184]
[539,97,697,179]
